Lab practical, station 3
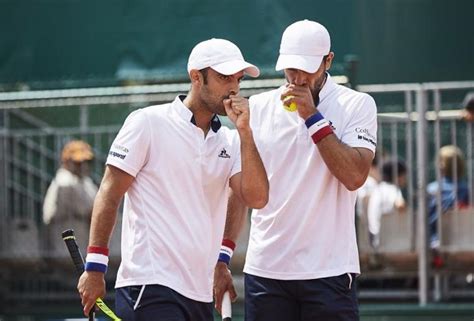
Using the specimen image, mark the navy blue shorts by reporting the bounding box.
[245,273,359,321]
[116,284,213,321]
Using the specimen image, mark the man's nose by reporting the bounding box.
[292,74,307,86]
[229,87,239,96]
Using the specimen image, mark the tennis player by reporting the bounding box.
[77,38,269,321]
[214,20,377,321]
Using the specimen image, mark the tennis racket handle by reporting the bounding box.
[222,291,232,321]
[62,229,86,275]
[61,229,95,321]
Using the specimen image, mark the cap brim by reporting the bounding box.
[211,60,260,78]
[275,54,324,74]
[70,152,94,162]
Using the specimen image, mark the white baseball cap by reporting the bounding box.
[187,38,260,77]
[275,20,331,73]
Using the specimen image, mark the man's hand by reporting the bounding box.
[213,262,237,314]
[224,95,250,131]
[281,84,318,120]
[77,271,106,316]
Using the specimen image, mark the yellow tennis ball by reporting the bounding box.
[283,96,298,112]
[284,102,298,112]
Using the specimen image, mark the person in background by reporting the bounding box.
[357,155,380,217]
[367,158,407,249]
[427,145,469,249]
[355,155,380,264]
[461,93,474,122]
[43,140,98,256]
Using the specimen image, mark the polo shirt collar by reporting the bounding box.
[318,73,337,104]
[173,95,222,133]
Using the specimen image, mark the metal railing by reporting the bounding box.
[358,81,474,304]
[0,79,473,306]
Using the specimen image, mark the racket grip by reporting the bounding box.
[222,291,232,321]
[61,229,95,321]
[62,229,86,274]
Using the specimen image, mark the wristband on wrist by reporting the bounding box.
[217,239,236,266]
[85,246,109,273]
[305,112,333,144]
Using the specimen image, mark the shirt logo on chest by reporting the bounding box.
[218,148,231,159]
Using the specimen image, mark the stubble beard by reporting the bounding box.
[310,72,327,107]
[201,85,227,116]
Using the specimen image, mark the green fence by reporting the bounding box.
[1,0,473,89]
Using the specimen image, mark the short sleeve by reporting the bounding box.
[106,109,151,177]
[230,130,242,177]
[367,188,382,235]
[43,180,59,224]
[395,188,404,205]
[341,94,378,153]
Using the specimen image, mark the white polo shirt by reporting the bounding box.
[107,95,241,302]
[244,74,377,280]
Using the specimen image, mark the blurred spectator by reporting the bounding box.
[427,145,469,249]
[357,155,381,216]
[43,140,98,256]
[462,93,474,122]
[367,158,407,248]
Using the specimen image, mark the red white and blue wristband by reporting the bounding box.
[85,246,109,273]
[218,239,236,266]
[305,112,333,144]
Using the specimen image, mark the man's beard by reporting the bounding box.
[311,73,327,107]
[201,86,227,116]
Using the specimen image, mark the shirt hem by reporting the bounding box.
[106,159,139,178]
[115,278,212,303]
[243,265,361,280]
[345,142,376,153]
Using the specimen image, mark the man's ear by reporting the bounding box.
[325,52,335,71]
[189,69,202,86]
